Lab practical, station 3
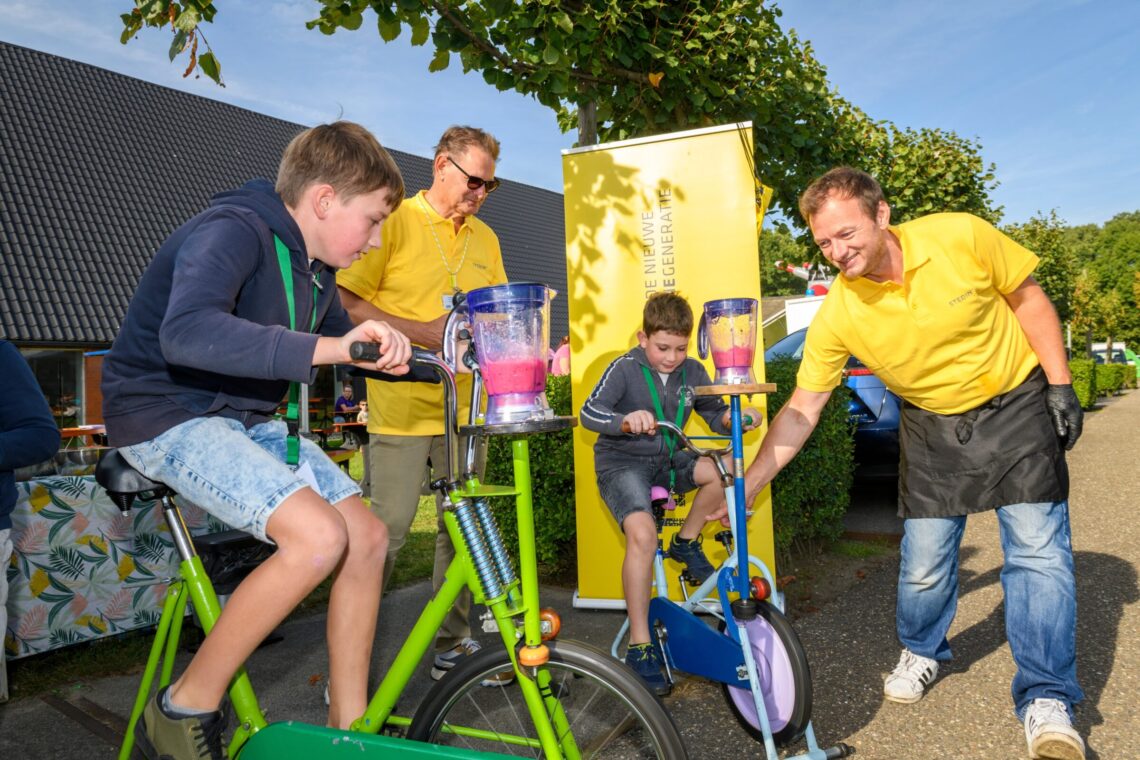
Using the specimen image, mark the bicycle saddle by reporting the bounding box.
[95,449,172,511]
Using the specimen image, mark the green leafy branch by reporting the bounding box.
[119,1,224,85]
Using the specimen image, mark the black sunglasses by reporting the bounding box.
[447,156,501,194]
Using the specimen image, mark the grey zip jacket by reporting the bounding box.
[579,346,730,474]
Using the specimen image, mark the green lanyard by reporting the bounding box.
[274,234,318,467]
[641,365,687,492]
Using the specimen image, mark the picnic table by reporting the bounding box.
[59,424,107,447]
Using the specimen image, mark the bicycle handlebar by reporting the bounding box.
[620,419,728,461]
[347,344,442,384]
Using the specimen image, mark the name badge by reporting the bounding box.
[442,293,455,310]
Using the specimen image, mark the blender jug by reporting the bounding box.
[698,297,758,385]
[466,282,556,424]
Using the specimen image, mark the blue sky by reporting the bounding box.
[3,0,1137,226]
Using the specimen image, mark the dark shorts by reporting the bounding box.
[596,451,699,529]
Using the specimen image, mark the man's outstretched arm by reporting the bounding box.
[743,387,832,503]
[707,386,831,524]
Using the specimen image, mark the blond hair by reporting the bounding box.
[277,121,404,208]
[434,125,501,162]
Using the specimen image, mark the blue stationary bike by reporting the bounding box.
[612,385,855,760]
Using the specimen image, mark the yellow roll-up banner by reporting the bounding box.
[562,122,776,608]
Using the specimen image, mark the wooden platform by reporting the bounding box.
[693,383,776,396]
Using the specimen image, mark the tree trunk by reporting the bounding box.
[577,99,598,147]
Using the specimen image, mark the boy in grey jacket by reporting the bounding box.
[580,292,759,694]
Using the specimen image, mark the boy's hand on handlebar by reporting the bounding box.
[344,320,412,374]
[621,410,658,435]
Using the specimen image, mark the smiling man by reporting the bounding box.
[732,167,1086,760]
[337,126,511,685]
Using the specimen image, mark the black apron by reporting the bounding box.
[898,367,1068,518]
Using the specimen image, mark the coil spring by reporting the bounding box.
[472,497,516,587]
[452,497,503,599]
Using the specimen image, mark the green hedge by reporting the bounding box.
[1097,363,1126,397]
[484,375,576,571]
[763,357,855,556]
[1070,359,1096,409]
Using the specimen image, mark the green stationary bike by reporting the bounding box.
[98,282,686,758]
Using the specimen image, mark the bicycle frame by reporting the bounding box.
[351,431,577,757]
[119,493,268,760]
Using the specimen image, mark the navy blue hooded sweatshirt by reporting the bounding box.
[1,341,62,530]
[102,179,356,447]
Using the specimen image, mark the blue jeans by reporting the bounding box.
[897,501,1083,718]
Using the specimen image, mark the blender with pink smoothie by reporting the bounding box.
[466,282,557,424]
[698,297,758,385]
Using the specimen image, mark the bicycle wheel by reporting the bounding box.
[721,601,812,745]
[408,639,688,759]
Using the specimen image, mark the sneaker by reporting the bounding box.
[667,535,716,584]
[136,686,227,759]
[883,648,938,704]
[1024,698,1085,760]
[625,642,671,696]
[431,638,514,687]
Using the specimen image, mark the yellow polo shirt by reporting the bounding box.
[797,213,1040,414]
[337,191,507,435]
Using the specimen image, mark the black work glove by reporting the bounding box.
[1045,383,1083,451]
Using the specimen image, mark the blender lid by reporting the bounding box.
[466,282,557,310]
[703,297,757,313]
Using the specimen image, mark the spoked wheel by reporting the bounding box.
[721,601,812,746]
[408,639,688,759]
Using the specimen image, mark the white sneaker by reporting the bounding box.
[431,637,514,687]
[883,648,938,703]
[1024,698,1085,760]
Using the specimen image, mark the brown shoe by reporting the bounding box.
[136,686,227,759]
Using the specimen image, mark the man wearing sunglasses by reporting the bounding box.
[337,126,511,685]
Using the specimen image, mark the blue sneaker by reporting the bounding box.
[667,535,715,584]
[625,643,670,696]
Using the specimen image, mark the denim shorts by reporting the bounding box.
[596,452,698,528]
[119,417,361,542]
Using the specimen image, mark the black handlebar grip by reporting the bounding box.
[349,342,381,362]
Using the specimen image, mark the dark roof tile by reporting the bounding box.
[1,42,567,346]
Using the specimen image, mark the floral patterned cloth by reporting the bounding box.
[4,475,227,659]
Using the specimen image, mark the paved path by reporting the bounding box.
[1,390,1136,759]
[797,389,1140,759]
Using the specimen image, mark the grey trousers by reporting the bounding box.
[368,433,486,653]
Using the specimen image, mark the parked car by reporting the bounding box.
[764,328,900,480]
